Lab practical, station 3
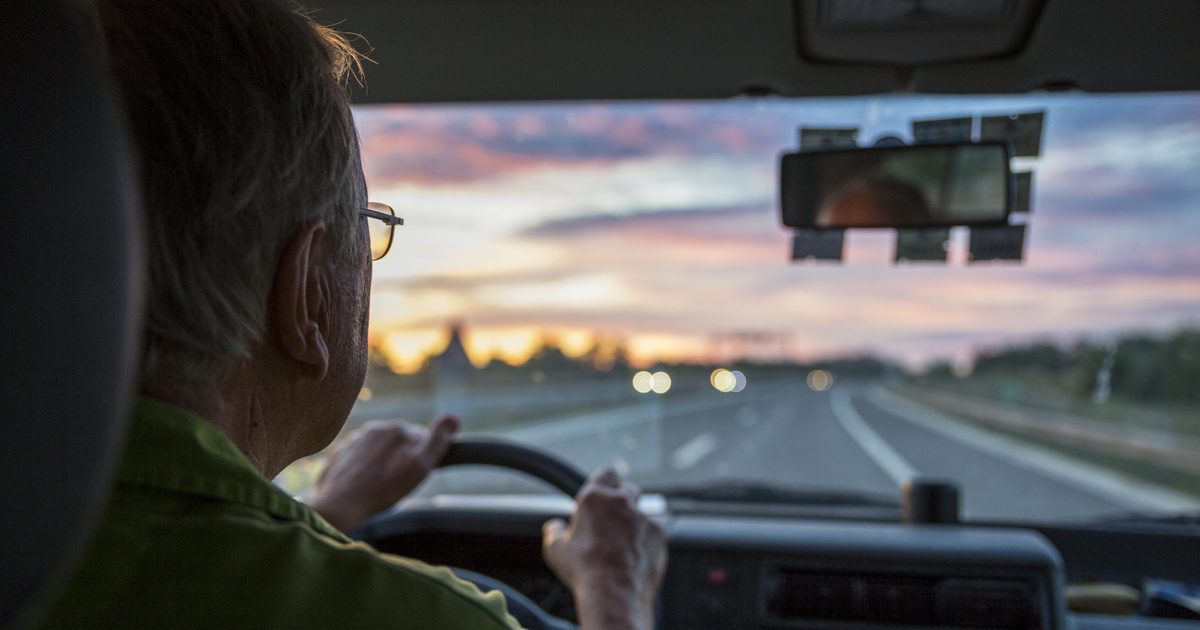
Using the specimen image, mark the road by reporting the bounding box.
[414,378,1200,522]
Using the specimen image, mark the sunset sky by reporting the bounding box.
[353,93,1200,373]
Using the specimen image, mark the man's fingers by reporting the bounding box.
[621,481,641,507]
[588,466,621,490]
[411,415,460,468]
[542,518,567,546]
[430,414,461,440]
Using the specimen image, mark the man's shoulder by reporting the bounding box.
[260,512,523,627]
[39,485,522,629]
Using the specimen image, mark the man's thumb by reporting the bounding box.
[542,518,567,547]
[428,415,460,445]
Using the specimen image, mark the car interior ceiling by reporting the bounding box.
[318,0,1200,104]
[4,1,1200,629]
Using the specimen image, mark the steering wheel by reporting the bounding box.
[432,438,589,630]
[438,438,588,496]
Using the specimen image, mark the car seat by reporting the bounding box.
[0,1,143,627]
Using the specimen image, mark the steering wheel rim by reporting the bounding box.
[424,438,586,629]
[437,438,588,496]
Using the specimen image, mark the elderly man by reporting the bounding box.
[39,0,666,628]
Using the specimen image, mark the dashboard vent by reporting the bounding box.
[765,569,1040,628]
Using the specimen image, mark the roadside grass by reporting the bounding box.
[915,374,1200,441]
[893,383,1200,501]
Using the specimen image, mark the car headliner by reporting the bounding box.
[316,0,1200,105]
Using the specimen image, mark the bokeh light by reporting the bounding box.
[651,371,672,394]
[710,368,747,393]
[632,370,654,393]
[730,370,747,393]
[711,368,735,392]
[807,369,833,391]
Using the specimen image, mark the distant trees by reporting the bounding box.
[973,342,1072,374]
[965,328,1200,406]
[361,331,639,395]
[1109,330,1200,404]
[813,356,894,378]
[577,335,630,372]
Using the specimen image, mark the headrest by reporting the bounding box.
[0,1,143,626]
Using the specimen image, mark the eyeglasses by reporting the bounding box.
[358,202,403,261]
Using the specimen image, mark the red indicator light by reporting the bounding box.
[706,568,729,585]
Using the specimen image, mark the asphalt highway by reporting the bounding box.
[415,379,1199,522]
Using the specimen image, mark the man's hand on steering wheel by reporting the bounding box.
[308,415,460,532]
[309,429,667,630]
[543,468,668,630]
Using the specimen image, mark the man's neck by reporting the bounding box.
[142,373,297,479]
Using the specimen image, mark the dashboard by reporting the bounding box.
[356,495,1200,630]
[662,517,1062,628]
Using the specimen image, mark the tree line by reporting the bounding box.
[954,327,1199,406]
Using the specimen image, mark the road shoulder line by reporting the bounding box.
[830,387,916,486]
[671,432,719,470]
[867,386,1200,513]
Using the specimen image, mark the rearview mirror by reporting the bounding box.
[780,142,1012,229]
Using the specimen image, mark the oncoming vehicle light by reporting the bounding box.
[710,369,747,393]
[807,369,833,392]
[711,369,734,392]
[632,371,654,393]
[651,371,672,394]
[730,370,747,393]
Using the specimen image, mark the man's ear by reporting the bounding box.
[268,222,330,381]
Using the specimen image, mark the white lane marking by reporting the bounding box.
[830,387,917,486]
[868,387,1200,512]
[671,432,719,470]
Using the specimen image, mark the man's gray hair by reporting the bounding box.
[96,0,365,385]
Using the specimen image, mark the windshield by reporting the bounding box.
[278,93,1200,524]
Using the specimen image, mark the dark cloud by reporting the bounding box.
[519,202,772,238]
[374,269,572,291]
[355,103,794,184]
[1035,173,1200,220]
[1036,94,1200,141]
[354,94,1200,192]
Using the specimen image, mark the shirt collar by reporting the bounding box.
[117,397,349,542]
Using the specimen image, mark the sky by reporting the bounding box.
[354,93,1200,373]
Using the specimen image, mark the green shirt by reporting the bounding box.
[37,398,523,629]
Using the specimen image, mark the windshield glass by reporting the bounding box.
[279,93,1200,524]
